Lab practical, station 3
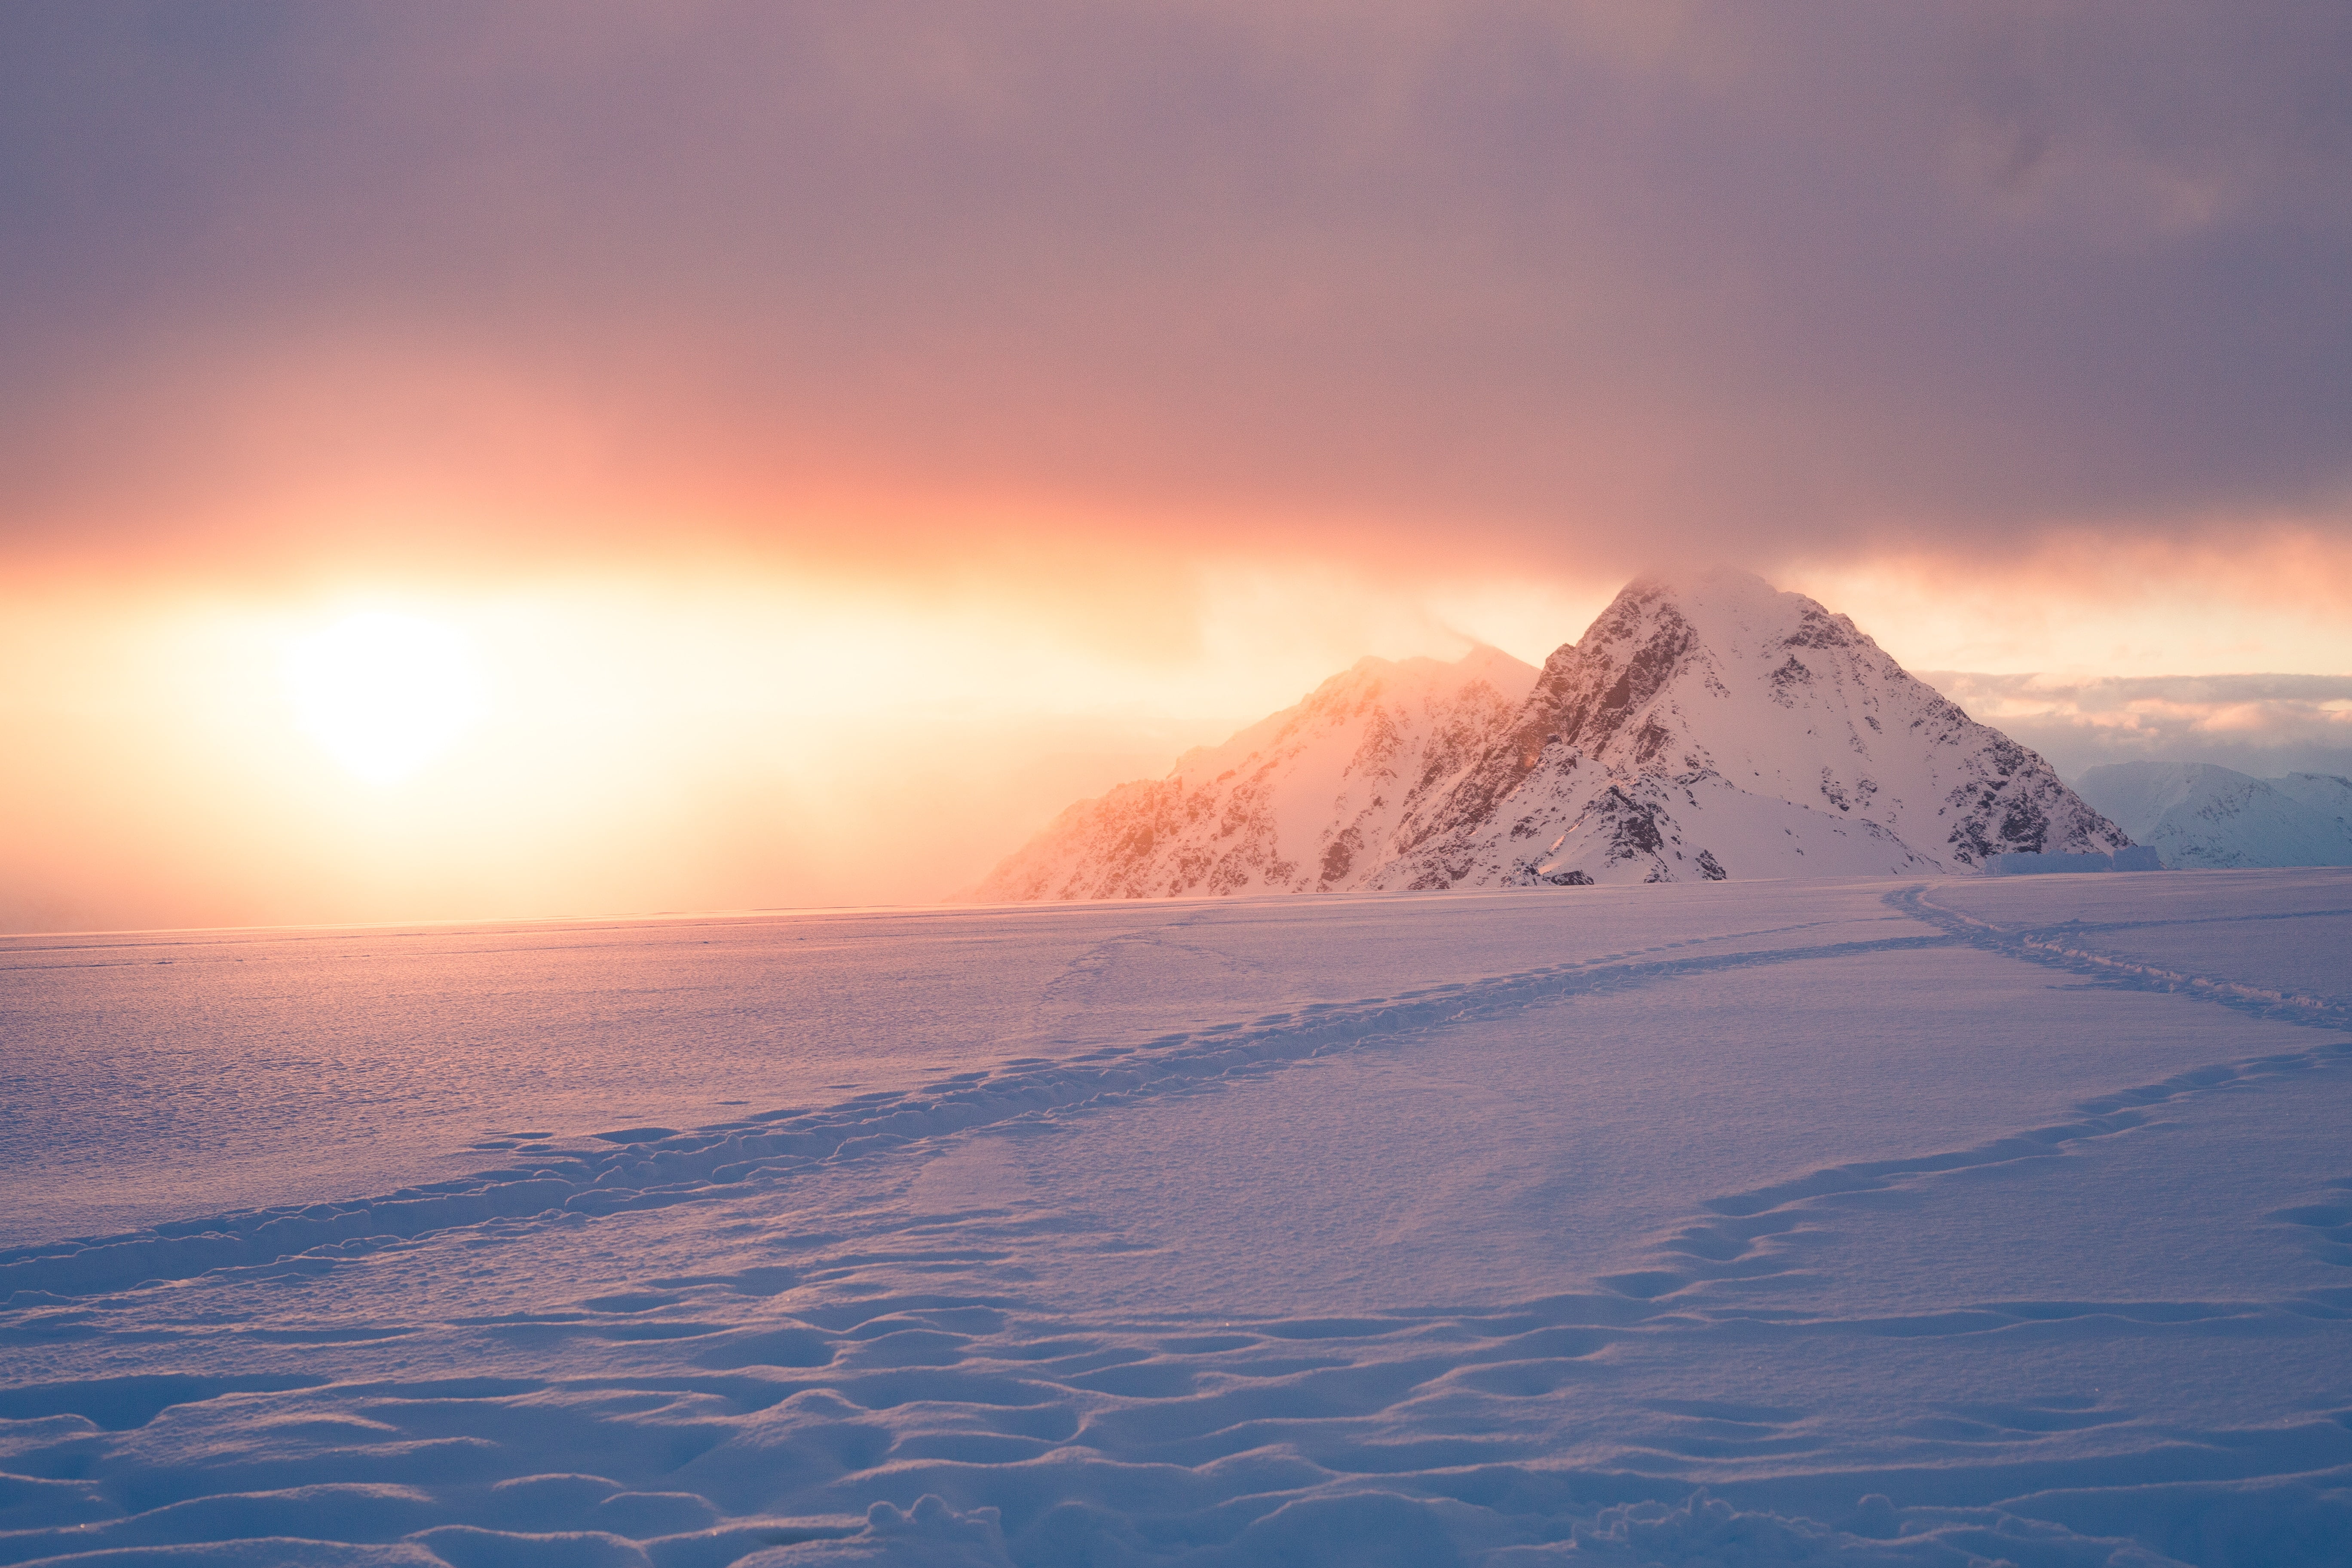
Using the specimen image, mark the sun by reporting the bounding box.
[283,612,489,783]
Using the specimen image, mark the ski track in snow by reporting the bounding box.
[1,916,1940,1294]
[5,876,2352,1566]
[1894,885,2352,1033]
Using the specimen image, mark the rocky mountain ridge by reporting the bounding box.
[976,572,2129,900]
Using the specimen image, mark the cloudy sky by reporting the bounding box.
[6,2,2349,930]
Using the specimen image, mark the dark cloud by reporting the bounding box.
[3,1,2349,577]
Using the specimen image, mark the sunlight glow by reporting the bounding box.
[283,612,488,783]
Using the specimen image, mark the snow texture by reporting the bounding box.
[978,573,2127,899]
[6,871,2352,1566]
[2078,761,2352,870]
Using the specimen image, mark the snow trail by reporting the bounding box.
[1892,883,2352,1030]
[3,926,1955,1298]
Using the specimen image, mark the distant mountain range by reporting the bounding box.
[2075,762,2352,870]
[976,571,2128,899]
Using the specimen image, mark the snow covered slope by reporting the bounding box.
[2275,769,2352,835]
[2076,760,2352,869]
[983,572,2125,896]
[975,646,1534,900]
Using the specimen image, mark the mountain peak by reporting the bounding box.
[1594,570,1867,654]
[1620,565,1783,604]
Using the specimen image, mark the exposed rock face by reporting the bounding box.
[1374,572,2127,887]
[976,572,2130,899]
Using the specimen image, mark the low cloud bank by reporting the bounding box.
[1924,672,2352,782]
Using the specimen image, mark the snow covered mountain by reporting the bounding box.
[977,646,1537,900]
[2075,761,2352,870]
[1375,572,2128,887]
[977,571,2128,898]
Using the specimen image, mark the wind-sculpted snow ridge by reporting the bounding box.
[980,572,2127,898]
[0,922,1956,1300]
[13,1302,2343,1568]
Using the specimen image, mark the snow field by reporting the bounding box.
[0,891,1949,1247]
[4,874,2351,1565]
[1923,869,2352,1006]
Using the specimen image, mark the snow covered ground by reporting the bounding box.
[5,873,2350,1566]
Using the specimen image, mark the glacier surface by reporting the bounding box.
[4,871,2351,1566]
